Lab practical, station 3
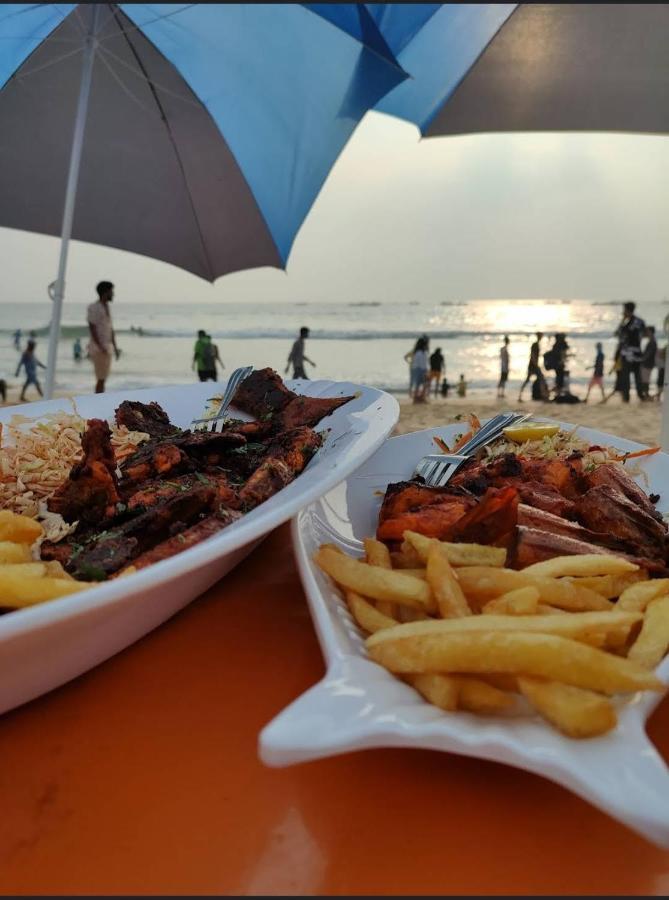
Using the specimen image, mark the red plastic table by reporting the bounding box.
[1,524,669,895]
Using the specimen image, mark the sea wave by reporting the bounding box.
[4,325,621,341]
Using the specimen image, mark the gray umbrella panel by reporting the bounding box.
[426,3,669,136]
[0,5,282,281]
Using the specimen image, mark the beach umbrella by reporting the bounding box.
[367,2,669,443]
[0,3,407,397]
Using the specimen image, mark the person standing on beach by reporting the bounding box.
[518,332,543,401]
[193,329,215,381]
[12,329,21,351]
[639,325,657,401]
[428,347,445,397]
[614,301,645,402]
[87,281,120,393]
[584,342,605,402]
[409,337,429,403]
[15,339,45,401]
[286,326,315,379]
[457,373,467,397]
[497,336,510,398]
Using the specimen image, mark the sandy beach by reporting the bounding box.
[396,393,663,448]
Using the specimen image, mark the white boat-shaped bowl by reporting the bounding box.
[260,422,669,847]
[0,379,399,715]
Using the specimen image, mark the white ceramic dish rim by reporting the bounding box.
[0,379,399,640]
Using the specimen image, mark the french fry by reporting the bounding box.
[366,630,662,695]
[364,609,641,645]
[403,531,506,568]
[454,676,515,714]
[536,603,569,615]
[0,573,88,608]
[0,562,46,578]
[346,590,397,634]
[617,579,669,613]
[0,510,43,545]
[43,560,75,580]
[482,586,539,616]
[0,541,32,564]
[566,571,647,600]
[426,543,471,618]
[397,606,431,623]
[364,538,395,617]
[521,554,638,579]
[407,673,458,711]
[627,595,669,670]
[517,677,617,738]
[364,538,392,569]
[397,568,427,580]
[398,540,423,568]
[314,547,435,612]
[456,567,612,612]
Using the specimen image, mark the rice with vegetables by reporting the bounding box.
[0,409,149,518]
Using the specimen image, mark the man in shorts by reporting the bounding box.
[497,335,510,398]
[285,326,316,379]
[87,281,120,393]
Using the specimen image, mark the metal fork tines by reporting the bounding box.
[190,365,254,432]
[416,411,531,487]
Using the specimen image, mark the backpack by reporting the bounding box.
[201,342,216,368]
[543,348,559,371]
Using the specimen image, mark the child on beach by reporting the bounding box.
[584,342,605,402]
[15,339,45,401]
[286,326,315,379]
[457,374,467,398]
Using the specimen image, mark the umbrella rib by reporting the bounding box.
[110,6,215,281]
[12,44,83,82]
[99,43,201,108]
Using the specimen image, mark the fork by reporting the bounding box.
[415,411,531,487]
[189,365,254,432]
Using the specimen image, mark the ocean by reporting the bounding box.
[1,298,667,396]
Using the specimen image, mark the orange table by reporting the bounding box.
[1,524,669,895]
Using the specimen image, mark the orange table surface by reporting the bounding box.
[1,524,669,896]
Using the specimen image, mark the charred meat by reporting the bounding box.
[43,369,351,580]
[47,419,120,525]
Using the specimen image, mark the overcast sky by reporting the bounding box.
[1,110,668,306]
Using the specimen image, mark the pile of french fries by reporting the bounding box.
[0,510,88,611]
[314,532,669,739]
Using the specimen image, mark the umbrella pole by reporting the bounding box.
[45,4,101,400]
[662,362,669,451]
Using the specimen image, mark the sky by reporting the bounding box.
[1,110,668,306]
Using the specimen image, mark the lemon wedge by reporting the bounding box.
[503,423,560,443]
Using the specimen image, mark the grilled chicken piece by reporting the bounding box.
[518,503,632,553]
[376,485,516,545]
[576,484,667,560]
[61,486,218,580]
[47,419,120,525]
[125,470,240,513]
[451,454,583,500]
[121,441,192,484]
[115,401,181,439]
[515,482,578,519]
[238,426,321,509]
[273,393,356,431]
[512,525,668,574]
[231,367,296,418]
[378,481,471,523]
[117,510,242,573]
[447,486,519,545]
[584,463,663,522]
